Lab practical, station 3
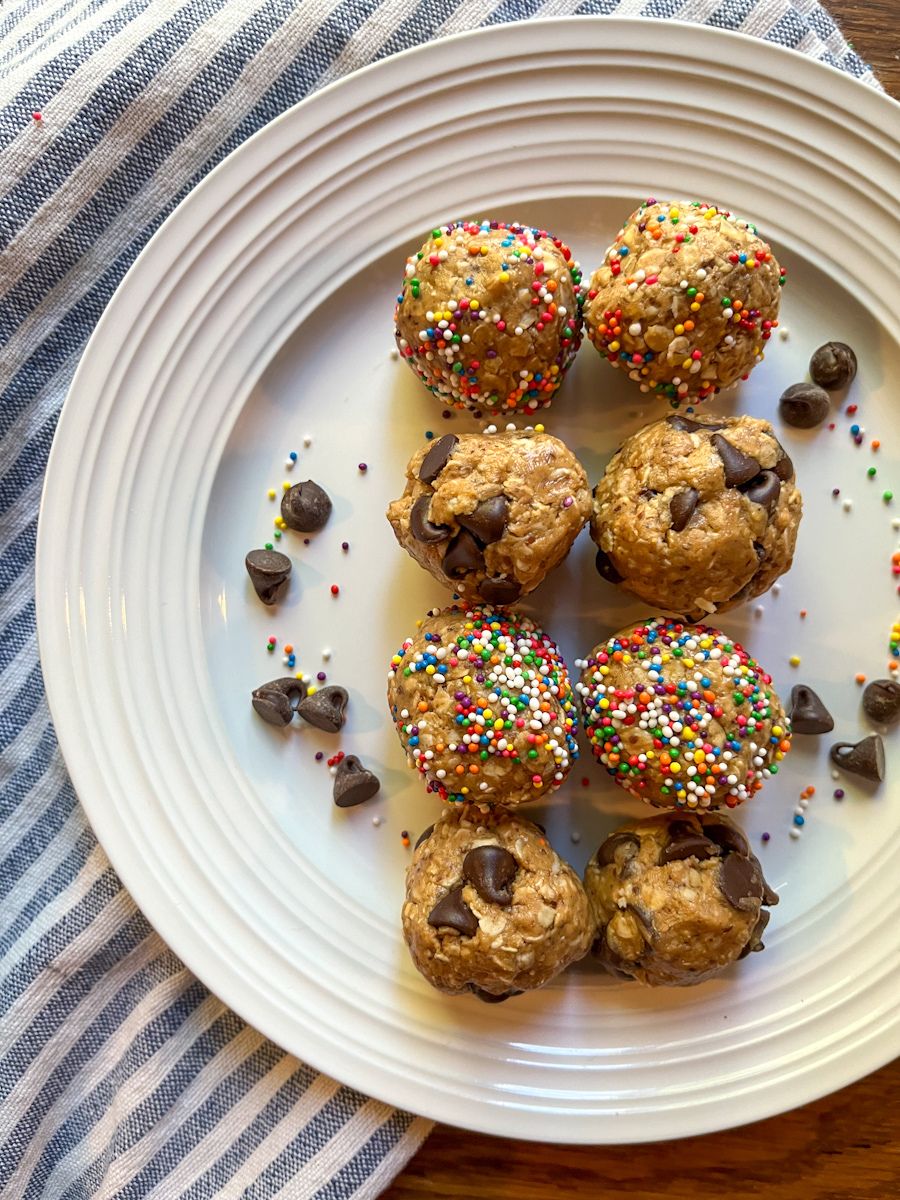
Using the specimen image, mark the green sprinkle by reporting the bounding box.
[868,467,877,478]
[687,287,697,297]
[884,490,894,502]
[264,542,273,551]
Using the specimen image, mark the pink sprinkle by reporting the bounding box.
[358,462,367,472]
[562,496,574,508]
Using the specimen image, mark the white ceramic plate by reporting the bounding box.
[37,18,900,1142]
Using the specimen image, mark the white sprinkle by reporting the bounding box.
[506,423,517,432]
[779,327,789,341]
[570,830,581,844]
[322,647,332,660]
[772,583,781,596]
[628,322,642,336]
[892,518,900,530]
[372,816,383,827]
[303,433,312,446]
[790,827,801,840]
[843,498,853,512]
[831,769,840,780]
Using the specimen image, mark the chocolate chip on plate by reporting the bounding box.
[245,548,291,605]
[427,885,478,937]
[479,577,521,605]
[720,853,765,912]
[463,845,517,906]
[669,488,699,532]
[711,434,761,486]
[251,676,307,726]
[809,341,857,390]
[296,685,348,732]
[788,683,834,734]
[442,529,485,577]
[596,831,640,866]
[281,480,332,532]
[457,495,508,545]
[332,754,381,807]
[418,434,459,483]
[469,985,523,1003]
[409,495,451,543]
[778,381,830,428]
[595,546,624,584]
[830,734,885,782]
[862,678,900,724]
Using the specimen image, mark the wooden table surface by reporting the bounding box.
[386,12,900,1198]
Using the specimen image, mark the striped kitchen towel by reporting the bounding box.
[0,1,877,1198]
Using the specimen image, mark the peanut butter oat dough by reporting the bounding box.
[386,430,591,604]
[403,808,592,998]
[584,811,778,986]
[585,199,784,402]
[394,220,583,415]
[576,618,791,810]
[388,605,579,809]
[591,413,802,619]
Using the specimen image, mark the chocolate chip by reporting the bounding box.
[479,577,521,605]
[703,822,749,857]
[720,854,765,912]
[740,470,781,513]
[469,986,523,1003]
[788,684,834,734]
[595,547,623,584]
[711,434,761,487]
[739,907,772,957]
[658,833,720,865]
[427,885,478,936]
[830,735,885,782]
[752,541,767,562]
[251,677,306,726]
[862,678,900,724]
[666,415,726,433]
[778,382,830,428]
[458,495,509,545]
[596,831,640,866]
[810,341,857,390]
[442,529,485,578]
[409,496,451,544]
[774,451,795,482]
[418,434,459,483]
[332,754,380,807]
[296,685,348,733]
[414,824,435,850]
[281,480,332,532]
[463,845,517,905]
[245,548,291,605]
[669,488,699,532]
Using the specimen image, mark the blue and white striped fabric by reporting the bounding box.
[0,1,877,1196]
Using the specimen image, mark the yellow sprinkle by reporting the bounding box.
[674,324,684,335]
[690,302,701,312]
[599,698,610,709]
[307,685,317,695]
[282,481,291,491]
[480,246,488,255]
[267,488,276,500]
[608,340,620,352]
[469,299,480,309]
[682,358,692,369]
[789,655,801,667]
[670,762,682,774]
[747,259,757,268]
[772,726,784,737]
[498,271,509,282]
[425,665,435,675]
[535,423,545,432]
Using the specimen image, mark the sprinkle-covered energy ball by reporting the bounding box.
[576,618,791,810]
[387,429,591,604]
[388,605,579,808]
[591,413,802,619]
[394,220,584,414]
[403,807,592,999]
[585,199,785,402]
[584,811,778,986]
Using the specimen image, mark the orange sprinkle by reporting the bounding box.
[417,701,428,712]
[872,440,881,450]
[855,673,866,685]
[799,610,807,619]
[283,644,293,654]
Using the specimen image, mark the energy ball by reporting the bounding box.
[386,429,591,604]
[388,605,579,808]
[585,199,785,402]
[591,413,802,619]
[403,807,592,998]
[394,220,583,415]
[576,617,791,810]
[584,811,778,986]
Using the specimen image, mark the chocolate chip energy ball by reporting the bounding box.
[576,618,791,810]
[592,413,802,619]
[386,429,591,605]
[585,199,785,402]
[394,220,583,415]
[584,812,778,986]
[388,605,579,808]
[403,808,592,998]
